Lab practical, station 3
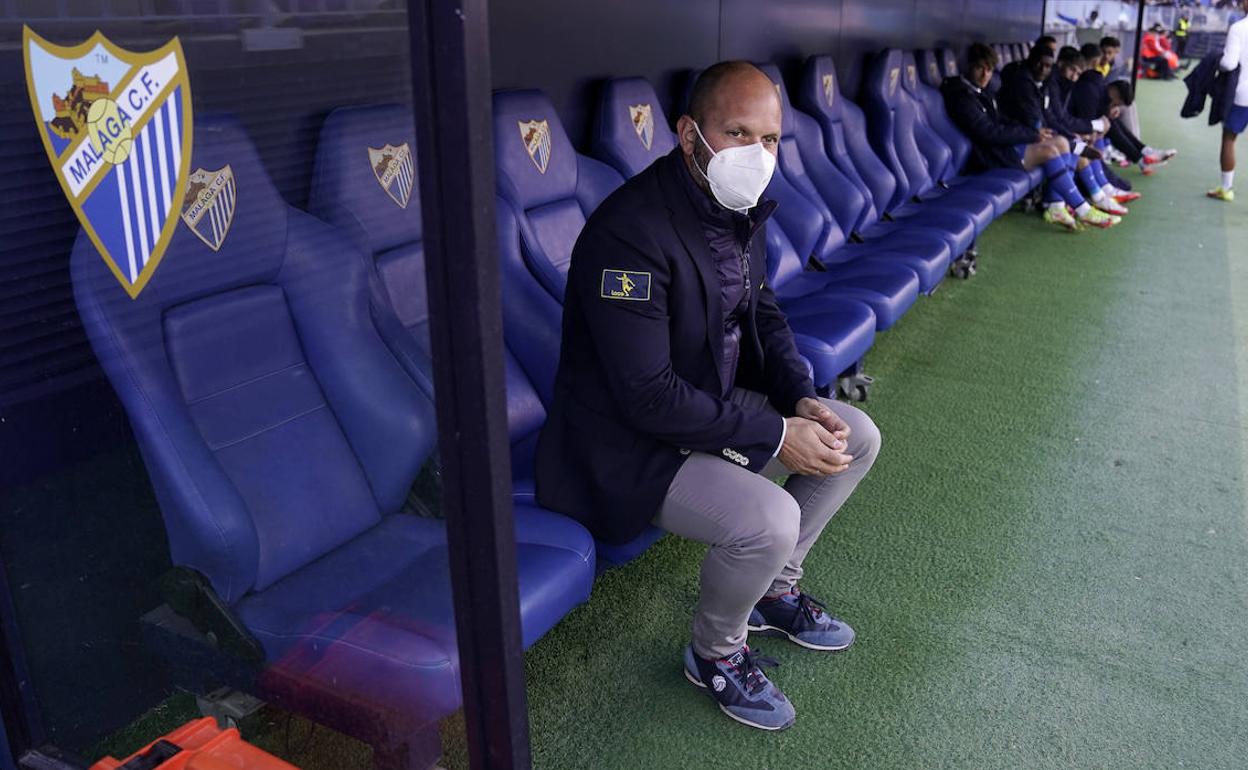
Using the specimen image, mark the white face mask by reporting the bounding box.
[690,121,777,212]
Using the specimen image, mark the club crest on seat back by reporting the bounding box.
[889,68,900,95]
[906,64,917,90]
[519,118,552,173]
[367,142,415,208]
[822,74,835,106]
[629,104,654,150]
[23,26,194,298]
[179,165,235,251]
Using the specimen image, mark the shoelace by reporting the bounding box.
[728,646,780,696]
[795,591,829,627]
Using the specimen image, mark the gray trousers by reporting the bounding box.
[655,389,881,659]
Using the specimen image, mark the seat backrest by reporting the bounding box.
[797,55,896,230]
[764,218,815,294]
[939,48,960,79]
[71,115,437,604]
[917,49,945,89]
[492,89,625,303]
[592,77,678,178]
[307,103,545,452]
[913,49,972,175]
[860,49,938,208]
[901,50,967,179]
[754,63,850,264]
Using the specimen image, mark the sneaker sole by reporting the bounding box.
[683,669,796,731]
[746,623,855,652]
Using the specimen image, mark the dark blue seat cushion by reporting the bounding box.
[786,305,877,385]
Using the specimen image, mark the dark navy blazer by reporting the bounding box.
[535,148,816,544]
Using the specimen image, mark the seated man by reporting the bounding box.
[1035,34,1058,58]
[998,46,1129,215]
[1050,47,1141,205]
[942,43,1120,231]
[1141,23,1179,80]
[536,61,881,732]
[1073,43,1175,175]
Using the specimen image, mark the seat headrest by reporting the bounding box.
[900,51,921,97]
[916,50,944,88]
[864,49,906,106]
[799,56,844,120]
[309,103,420,257]
[940,48,960,78]
[75,113,290,311]
[594,77,677,178]
[493,89,578,209]
[754,63,797,139]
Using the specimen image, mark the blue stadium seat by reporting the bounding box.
[939,47,961,80]
[493,89,669,565]
[797,56,975,263]
[71,114,594,751]
[307,103,560,500]
[763,225,878,388]
[860,50,1002,230]
[492,89,625,304]
[677,66,918,329]
[590,76,879,393]
[755,63,947,296]
[900,52,1032,207]
[591,76,679,177]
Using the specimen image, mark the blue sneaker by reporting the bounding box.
[682,644,796,731]
[748,588,855,651]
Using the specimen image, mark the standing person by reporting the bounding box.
[1209,0,1248,201]
[1176,10,1193,61]
[536,60,882,731]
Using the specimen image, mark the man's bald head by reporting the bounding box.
[687,61,779,125]
[676,60,782,198]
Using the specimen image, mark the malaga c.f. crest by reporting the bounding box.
[23,27,193,298]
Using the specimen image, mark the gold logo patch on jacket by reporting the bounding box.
[600,269,651,301]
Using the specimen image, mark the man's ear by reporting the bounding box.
[676,114,697,156]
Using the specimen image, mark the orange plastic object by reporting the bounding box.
[90,717,301,770]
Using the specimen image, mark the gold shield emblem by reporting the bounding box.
[518,119,551,174]
[889,69,900,96]
[628,104,654,150]
[822,74,835,106]
[179,165,235,252]
[23,27,194,298]
[368,143,415,209]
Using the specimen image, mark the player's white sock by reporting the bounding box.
[1074,202,1093,217]
[1223,171,1235,190]
[1090,189,1108,203]
[1047,201,1066,212]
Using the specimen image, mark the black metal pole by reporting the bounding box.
[403,2,532,769]
[0,555,42,768]
[1132,0,1147,91]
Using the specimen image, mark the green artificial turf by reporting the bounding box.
[507,79,1248,770]
[94,80,1248,770]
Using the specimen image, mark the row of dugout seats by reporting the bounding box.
[70,42,1036,770]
